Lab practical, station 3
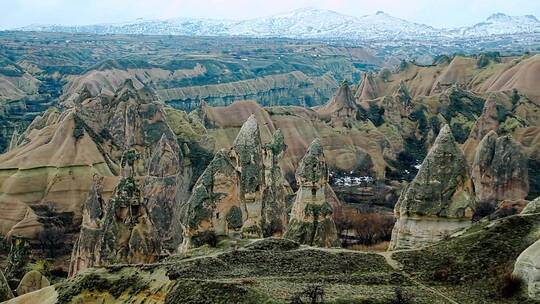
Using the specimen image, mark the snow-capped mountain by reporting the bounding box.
[225,9,440,40]
[457,13,540,37]
[14,8,540,40]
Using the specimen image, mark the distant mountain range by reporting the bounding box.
[14,8,540,40]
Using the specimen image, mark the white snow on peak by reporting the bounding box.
[15,8,540,40]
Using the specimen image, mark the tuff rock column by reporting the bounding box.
[284,139,340,247]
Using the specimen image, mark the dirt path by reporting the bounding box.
[378,251,461,304]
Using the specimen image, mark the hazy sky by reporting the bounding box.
[2,0,540,30]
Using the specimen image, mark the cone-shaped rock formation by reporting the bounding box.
[317,81,357,127]
[284,139,340,248]
[389,125,475,250]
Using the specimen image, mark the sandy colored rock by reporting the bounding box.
[462,97,500,163]
[204,100,387,181]
[15,270,50,296]
[180,116,290,250]
[355,55,540,103]
[472,131,529,204]
[157,71,337,108]
[232,115,265,234]
[284,139,340,248]
[389,125,475,250]
[4,286,57,304]
[514,238,540,300]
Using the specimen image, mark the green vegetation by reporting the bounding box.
[162,239,448,303]
[399,60,409,72]
[44,234,535,303]
[477,52,501,68]
[476,55,490,68]
[4,237,30,283]
[387,137,427,181]
[511,89,521,106]
[408,105,428,135]
[496,104,511,124]
[165,280,277,304]
[56,270,149,304]
[305,202,334,218]
[191,231,219,248]
[72,119,85,140]
[245,238,299,251]
[121,149,140,168]
[395,214,540,303]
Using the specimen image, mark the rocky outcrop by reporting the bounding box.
[317,81,357,127]
[69,175,160,276]
[389,125,475,250]
[462,97,500,163]
[0,269,13,301]
[1,80,194,243]
[180,115,290,250]
[522,196,540,214]
[514,238,540,300]
[261,130,291,236]
[64,81,193,276]
[232,114,266,234]
[472,131,529,205]
[284,139,340,248]
[15,270,50,296]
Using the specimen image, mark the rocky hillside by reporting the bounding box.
[1,50,540,302]
[0,80,200,263]
[1,53,538,244]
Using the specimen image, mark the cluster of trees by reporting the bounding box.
[336,212,395,247]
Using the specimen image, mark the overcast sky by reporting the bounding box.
[1,0,540,30]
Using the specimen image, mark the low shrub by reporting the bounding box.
[191,231,218,248]
[498,272,523,299]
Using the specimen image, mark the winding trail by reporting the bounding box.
[378,251,461,304]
